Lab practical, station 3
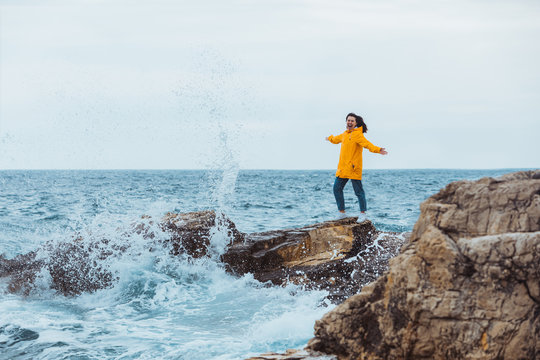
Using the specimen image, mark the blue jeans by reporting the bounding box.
[333,177,367,212]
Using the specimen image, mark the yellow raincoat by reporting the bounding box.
[327,127,381,180]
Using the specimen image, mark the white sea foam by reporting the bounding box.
[0,207,325,359]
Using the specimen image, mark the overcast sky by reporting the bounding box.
[1,0,539,170]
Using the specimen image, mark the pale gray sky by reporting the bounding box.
[1,0,539,170]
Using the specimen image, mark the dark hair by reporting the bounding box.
[346,112,368,133]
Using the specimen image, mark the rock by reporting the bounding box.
[245,349,337,359]
[307,170,540,360]
[0,210,243,296]
[161,211,245,258]
[222,219,407,302]
[0,252,44,294]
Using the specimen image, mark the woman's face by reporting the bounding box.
[346,116,357,130]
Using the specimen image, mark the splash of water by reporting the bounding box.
[171,49,247,258]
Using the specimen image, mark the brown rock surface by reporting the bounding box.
[245,349,337,359]
[222,219,406,302]
[161,211,245,257]
[307,170,540,360]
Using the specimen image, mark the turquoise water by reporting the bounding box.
[0,169,523,359]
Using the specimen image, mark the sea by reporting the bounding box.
[0,168,524,359]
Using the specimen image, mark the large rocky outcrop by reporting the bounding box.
[306,170,540,359]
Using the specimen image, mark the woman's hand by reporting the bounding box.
[380,148,388,155]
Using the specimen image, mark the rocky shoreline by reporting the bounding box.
[251,170,540,359]
[1,170,538,360]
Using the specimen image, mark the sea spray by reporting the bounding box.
[208,124,241,258]
[171,50,246,261]
[345,231,405,286]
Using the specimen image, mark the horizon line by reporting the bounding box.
[0,167,536,171]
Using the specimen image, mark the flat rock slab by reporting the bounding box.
[245,349,337,360]
[222,218,407,302]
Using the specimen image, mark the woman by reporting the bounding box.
[326,113,388,222]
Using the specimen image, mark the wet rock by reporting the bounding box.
[245,349,337,359]
[0,252,44,294]
[160,211,244,258]
[0,210,242,296]
[222,219,407,302]
[307,170,540,360]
